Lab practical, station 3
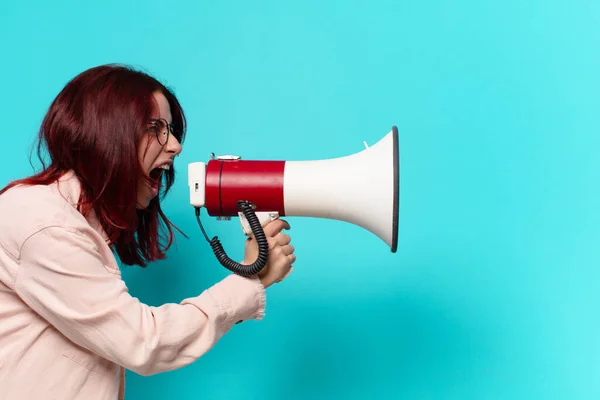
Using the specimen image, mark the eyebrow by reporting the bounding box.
[149,118,174,124]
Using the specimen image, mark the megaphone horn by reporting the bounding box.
[188,126,400,276]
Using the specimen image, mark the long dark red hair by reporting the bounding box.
[0,64,187,267]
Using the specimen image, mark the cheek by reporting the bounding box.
[137,138,149,163]
[138,140,161,171]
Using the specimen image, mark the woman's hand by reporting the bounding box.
[243,219,295,288]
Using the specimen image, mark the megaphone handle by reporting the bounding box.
[239,211,280,236]
[195,200,270,277]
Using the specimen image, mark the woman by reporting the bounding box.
[0,64,295,400]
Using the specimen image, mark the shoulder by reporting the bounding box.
[0,183,91,259]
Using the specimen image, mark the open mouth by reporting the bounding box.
[148,164,169,188]
[149,167,163,182]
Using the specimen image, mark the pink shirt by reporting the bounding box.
[0,171,266,399]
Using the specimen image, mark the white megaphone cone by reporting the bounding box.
[283,126,399,252]
[188,126,400,276]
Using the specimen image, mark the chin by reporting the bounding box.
[136,196,152,210]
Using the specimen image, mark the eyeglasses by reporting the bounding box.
[148,118,176,146]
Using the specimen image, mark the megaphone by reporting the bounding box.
[188,126,400,276]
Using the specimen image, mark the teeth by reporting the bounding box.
[158,164,170,170]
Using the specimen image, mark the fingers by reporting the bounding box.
[272,233,291,247]
[267,242,296,283]
[270,242,294,258]
[263,218,290,237]
[253,219,296,286]
[281,244,295,256]
[277,249,295,280]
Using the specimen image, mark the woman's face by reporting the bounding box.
[137,91,183,209]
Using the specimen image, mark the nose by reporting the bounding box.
[165,132,183,156]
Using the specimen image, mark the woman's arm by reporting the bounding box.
[15,225,265,376]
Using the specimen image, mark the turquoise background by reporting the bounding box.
[2,0,600,399]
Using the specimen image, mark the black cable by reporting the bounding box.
[195,200,269,277]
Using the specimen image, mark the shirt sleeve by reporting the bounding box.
[14,225,266,376]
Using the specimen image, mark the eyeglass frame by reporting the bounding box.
[148,118,176,146]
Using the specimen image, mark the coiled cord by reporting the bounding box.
[195,200,269,277]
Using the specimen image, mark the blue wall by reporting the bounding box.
[3,1,600,399]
